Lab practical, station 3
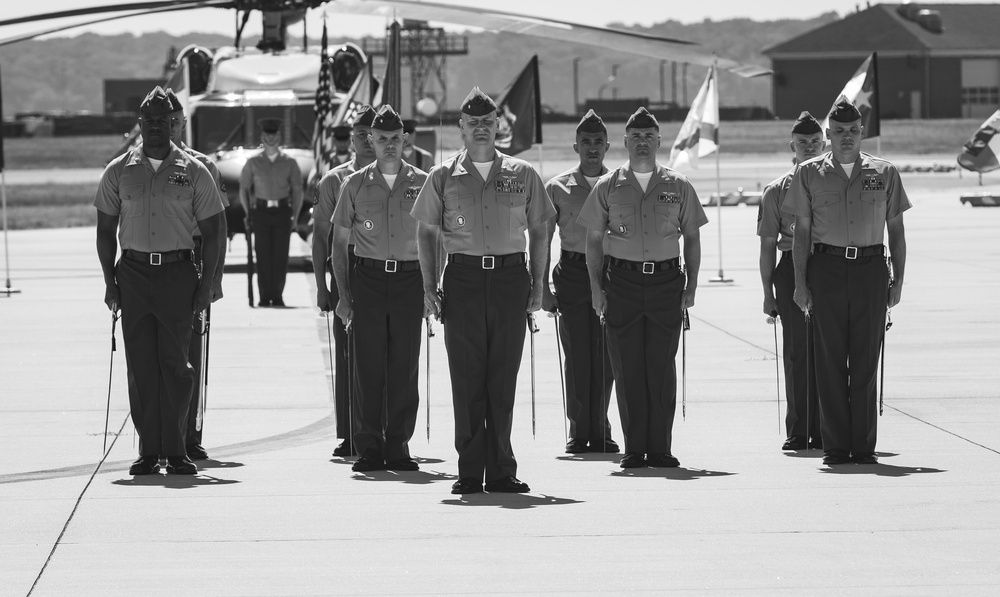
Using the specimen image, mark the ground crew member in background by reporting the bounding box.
[758,111,823,452]
[95,86,225,475]
[402,119,434,171]
[332,124,354,167]
[412,87,555,495]
[578,107,708,470]
[541,109,618,455]
[169,88,228,460]
[785,98,909,466]
[240,118,303,307]
[331,105,429,473]
[314,105,377,458]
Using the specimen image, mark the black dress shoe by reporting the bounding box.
[619,453,646,468]
[129,455,160,475]
[166,455,198,475]
[782,436,807,451]
[484,476,530,493]
[451,478,483,494]
[186,444,209,460]
[565,439,588,454]
[257,300,271,308]
[852,452,878,465]
[272,299,286,307]
[823,449,851,465]
[332,440,353,457]
[352,455,385,472]
[384,457,419,471]
[590,439,620,454]
[647,453,680,468]
[809,437,823,450]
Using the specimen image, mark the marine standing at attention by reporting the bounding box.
[784,98,909,466]
[314,104,377,458]
[95,86,225,475]
[577,107,708,470]
[331,105,428,473]
[239,117,303,307]
[411,87,555,495]
[541,109,618,455]
[757,111,823,452]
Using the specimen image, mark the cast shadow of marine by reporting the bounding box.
[556,453,622,463]
[821,453,945,477]
[112,474,241,489]
[332,457,453,486]
[610,467,736,481]
[193,458,245,470]
[442,493,583,510]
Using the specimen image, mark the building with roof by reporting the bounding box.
[764,3,1000,120]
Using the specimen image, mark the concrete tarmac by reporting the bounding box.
[1,164,999,596]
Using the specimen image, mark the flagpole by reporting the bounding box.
[537,144,544,178]
[709,61,731,284]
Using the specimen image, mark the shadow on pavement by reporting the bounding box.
[821,464,946,477]
[610,467,736,481]
[194,459,245,470]
[441,493,583,509]
[351,469,456,485]
[112,474,241,489]
[557,453,622,463]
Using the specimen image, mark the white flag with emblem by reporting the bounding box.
[821,53,880,141]
[667,63,718,170]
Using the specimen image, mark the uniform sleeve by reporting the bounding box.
[544,180,562,218]
[289,160,304,205]
[206,161,230,207]
[331,176,356,230]
[783,165,812,218]
[409,165,446,226]
[314,173,338,225]
[884,165,912,220]
[191,161,225,222]
[756,182,782,238]
[678,179,709,234]
[525,167,556,227]
[93,160,123,216]
[576,177,610,232]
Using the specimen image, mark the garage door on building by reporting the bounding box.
[961,59,1000,119]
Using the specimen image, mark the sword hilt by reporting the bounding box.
[527,313,539,333]
[682,309,690,331]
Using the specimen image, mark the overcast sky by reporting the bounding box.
[4,0,992,42]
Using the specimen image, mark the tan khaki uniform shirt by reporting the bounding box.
[577,163,708,261]
[757,168,795,252]
[410,150,555,255]
[332,162,428,261]
[545,165,607,254]
[240,150,303,203]
[93,143,224,252]
[784,152,911,247]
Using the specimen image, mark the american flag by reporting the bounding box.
[312,21,337,179]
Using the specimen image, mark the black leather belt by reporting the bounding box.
[448,252,526,269]
[356,257,420,273]
[814,243,884,260]
[609,256,680,274]
[123,249,193,266]
[255,198,289,209]
[560,250,587,263]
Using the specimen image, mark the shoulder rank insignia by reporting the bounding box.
[495,179,525,194]
[657,192,681,204]
[167,172,191,188]
[404,186,420,200]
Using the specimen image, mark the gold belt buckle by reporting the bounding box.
[845,246,858,260]
[149,252,162,266]
[642,261,655,274]
[384,259,397,273]
[482,256,495,270]
[266,200,279,208]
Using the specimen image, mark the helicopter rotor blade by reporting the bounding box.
[0,1,231,29]
[326,0,771,78]
[0,1,233,48]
